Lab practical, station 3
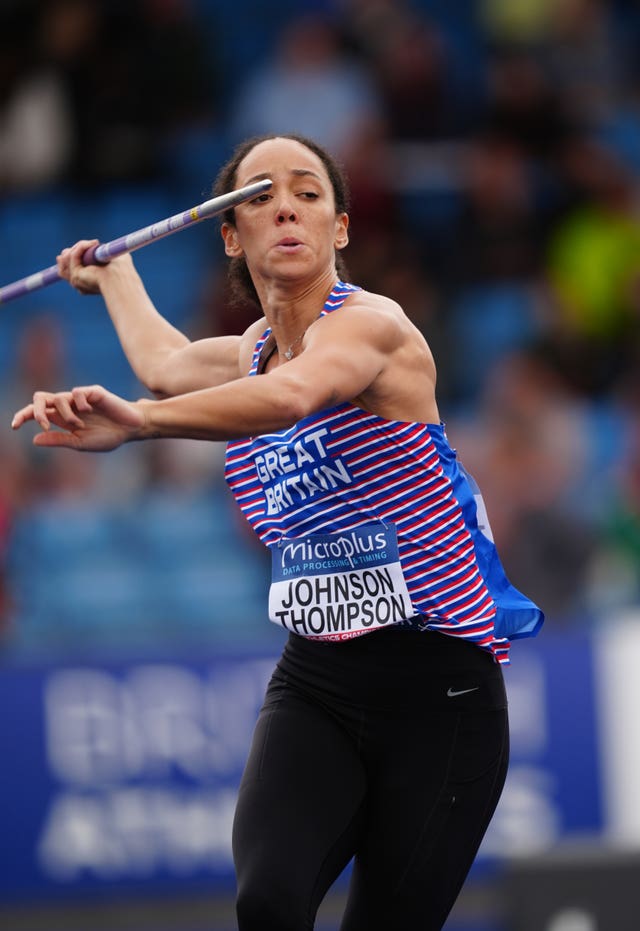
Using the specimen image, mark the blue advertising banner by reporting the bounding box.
[0,630,605,904]
[0,655,275,901]
[481,630,603,858]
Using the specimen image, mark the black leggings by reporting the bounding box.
[233,629,509,931]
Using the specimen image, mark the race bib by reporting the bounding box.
[269,524,415,641]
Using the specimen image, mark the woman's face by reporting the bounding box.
[221,137,349,286]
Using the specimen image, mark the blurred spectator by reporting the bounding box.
[338,114,398,242]
[0,2,74,191]
[24,0,217,187]
[452,134,547,285]
[0,314,91,644]
[35,0,154,185]
[482,45,577,163]
[141,0,226,191]
[543,0,623,127]
[438,134,549,402]
[343,0,461,141]
[227,12,382,158]
[483,0,622,127]
[450,347,598,625]
[0,314,108,506]
[480,0,557,46]
[140,0,220,131]
[544,138,640,395]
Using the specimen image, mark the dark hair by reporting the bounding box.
[212,133,351,307]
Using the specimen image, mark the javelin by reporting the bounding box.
[0,178,272,305]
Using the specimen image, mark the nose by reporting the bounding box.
[276,200,298,223]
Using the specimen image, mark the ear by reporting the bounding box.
[334,213,349,251]
[221,222,244,258]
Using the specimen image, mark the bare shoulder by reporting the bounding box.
[343,288,403,317]
[338,287,428,350]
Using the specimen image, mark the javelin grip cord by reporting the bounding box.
[0,179,272,305]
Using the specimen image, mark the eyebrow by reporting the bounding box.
[243,169,323,185]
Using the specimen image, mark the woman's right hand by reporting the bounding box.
[56,240,133,295]
[11,384,147,452]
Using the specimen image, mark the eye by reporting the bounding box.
[299,191,319,199]
[250,193,271,204]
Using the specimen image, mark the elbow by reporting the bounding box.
[144,360,178,398]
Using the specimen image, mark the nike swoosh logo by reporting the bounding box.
[447,687,480,698]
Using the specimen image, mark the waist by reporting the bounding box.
[276,627,507,711]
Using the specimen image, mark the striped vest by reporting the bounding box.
[225,281,543,663]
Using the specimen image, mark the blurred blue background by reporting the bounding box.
[2,1,640,929]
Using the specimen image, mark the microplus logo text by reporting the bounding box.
[280,529,388,572]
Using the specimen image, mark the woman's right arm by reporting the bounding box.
[58,241,245,397]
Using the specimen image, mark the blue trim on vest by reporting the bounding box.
[430,426,544,640]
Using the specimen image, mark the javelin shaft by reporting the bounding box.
[0,179,272,305]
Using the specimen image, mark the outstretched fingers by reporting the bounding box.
[12,384,146,453]
[12,390,85,432]
[11,403,35,431]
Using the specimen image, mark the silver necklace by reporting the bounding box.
[283,332,306,361]
[281,311,323,361]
